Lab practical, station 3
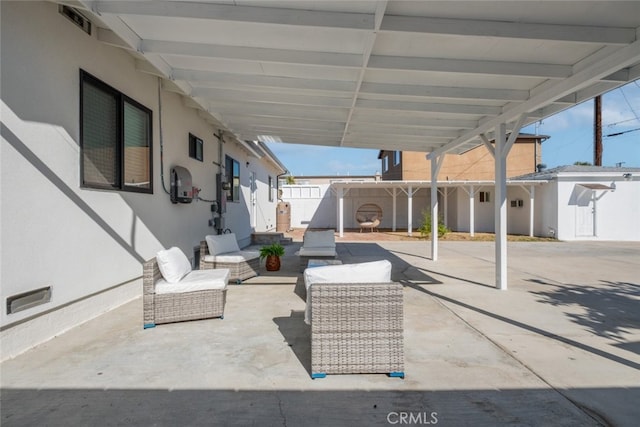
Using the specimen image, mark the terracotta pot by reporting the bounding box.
[265,255,281,271]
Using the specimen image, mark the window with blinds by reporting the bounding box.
[225,155,240,202]
[80,70,152,193]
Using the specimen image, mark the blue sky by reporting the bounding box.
[267,80,640,176]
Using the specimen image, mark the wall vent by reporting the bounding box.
[6,287,52,315]
[59,5,91,35]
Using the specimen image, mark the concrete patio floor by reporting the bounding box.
[1,239,639,426]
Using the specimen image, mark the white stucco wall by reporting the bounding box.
[453,185,496,233]
[534,182,558,238]
[282,184,432,231]
[555,175,640,241]
[0,1,282,360]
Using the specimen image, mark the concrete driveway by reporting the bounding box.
[1,240,638,426]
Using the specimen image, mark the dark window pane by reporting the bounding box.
[82,81,118,187]
[123,101,151,189]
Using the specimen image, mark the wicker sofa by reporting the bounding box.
[143,247,229,329]
[303,260,404,379]
[200,233,260,283]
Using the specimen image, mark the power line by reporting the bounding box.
[605,127,640,138]
[607,117,639,127]
[618,86,640,122]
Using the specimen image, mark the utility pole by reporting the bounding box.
[594,95,602,166]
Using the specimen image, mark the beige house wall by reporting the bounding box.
[395,138,542,181]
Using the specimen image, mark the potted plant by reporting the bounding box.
[260,243,285,271]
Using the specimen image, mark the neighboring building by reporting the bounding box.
[513,166,640,241]
[379,134,548,181]
[1,2,286,360]
[281,165,640,241]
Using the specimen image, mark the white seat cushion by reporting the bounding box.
[303,260,392,324]
[156,247,192,283]
[205,233,241,255]
[155,269,230,294]
[299,247,337,257]
[203,250,260,263]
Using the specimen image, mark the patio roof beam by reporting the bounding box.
[380,15,636,45]
[480,134,495,158]
[174,70,357,93]
[92,1,376,30]
[226,116,346,132]
[368,55,571,79]
[209,102,348,122]
[359,82,529,102]
[355,99,501,116]
[347,126,461,138]
[339,1,388,147]
[140,40,364,68]
[192,88,354,109]
[349,114,479,129]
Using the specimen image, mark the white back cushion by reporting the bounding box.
[304,260,391,288]
[303,230,335,248]
[206,233,241,255]
[156,247,192,283]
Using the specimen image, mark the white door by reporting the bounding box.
[250,172,257,229]
[575,191,595,237]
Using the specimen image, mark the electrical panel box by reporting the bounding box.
[215,173,228,213]
[170,166,193,204]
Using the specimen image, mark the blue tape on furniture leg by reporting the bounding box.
[389,371,405,378]
[311,373,327,379]
[143,323,156,329]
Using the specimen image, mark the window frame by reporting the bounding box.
[225,155,240,202]
[479,191,491,203]
[382,155,389,172]
[394,150,401,166]
[80,70,153,194]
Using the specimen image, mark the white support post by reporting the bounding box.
[392,188,397,232]
[495,123,508,290]
[337,186,344,237]
[407,185,413,237]
[529,185,535,237]
[431,155,444,261]
[469,185,475,237]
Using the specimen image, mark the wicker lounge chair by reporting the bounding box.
[304,260,404,379]
[356,203,382,232]
[200,233,260,283]
[143,248,229,329]
[298,229,337,271]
